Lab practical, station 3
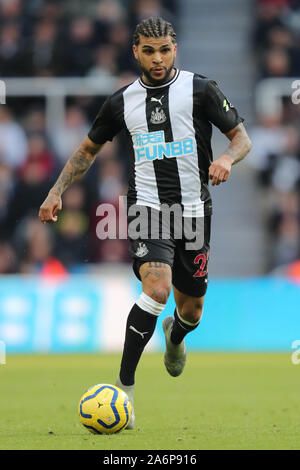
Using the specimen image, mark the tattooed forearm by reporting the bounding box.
[50,138,102,196]
[51,149,93,196]
[224,124,252,165]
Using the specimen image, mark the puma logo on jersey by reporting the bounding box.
[151,95,164,106]
[129,326,149,339]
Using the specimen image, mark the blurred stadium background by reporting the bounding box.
[0,0,300,356]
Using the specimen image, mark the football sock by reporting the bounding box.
[170,307,200,345]
[119,299,163,386]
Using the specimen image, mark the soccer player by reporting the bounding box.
[39,17,252,429]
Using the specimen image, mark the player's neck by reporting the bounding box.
[141,67,176,87]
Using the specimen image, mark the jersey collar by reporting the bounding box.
[139,68,180,89]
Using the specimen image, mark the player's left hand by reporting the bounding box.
[208,154,234,186]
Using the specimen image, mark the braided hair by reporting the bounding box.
[133,17,176,46]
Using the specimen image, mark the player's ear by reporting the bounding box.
[133,45,138,60]
[173,43,178,57]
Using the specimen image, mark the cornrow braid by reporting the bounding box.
[133,17,176,45]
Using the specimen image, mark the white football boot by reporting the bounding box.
[162,316,186,377]
[115,376,135,430]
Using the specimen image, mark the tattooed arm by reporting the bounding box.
[208,123,252,186]
[39,137,102,223]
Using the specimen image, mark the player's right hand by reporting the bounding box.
[39,190,62,224]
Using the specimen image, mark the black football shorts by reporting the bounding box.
[127,205,211,297]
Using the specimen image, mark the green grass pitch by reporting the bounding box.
[0,352,299,450]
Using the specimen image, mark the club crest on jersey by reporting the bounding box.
[135,242,149,257]
[150,107,167,124]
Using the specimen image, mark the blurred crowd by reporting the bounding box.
[0,0,178,274]
[0,0,177,78]
[248,0,300,271]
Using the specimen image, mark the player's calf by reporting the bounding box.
[170,306,202,345]
[119,292,166,387]
[171,292,205,345]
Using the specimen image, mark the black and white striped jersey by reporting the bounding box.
[88,69,243,217]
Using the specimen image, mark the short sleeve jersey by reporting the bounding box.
[88,69,244,216]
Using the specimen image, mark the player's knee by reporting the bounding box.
[141,272,171,305]
[180,300,204,324]
[148,285,171,305]
[140,263,172,293]
[142,279,171,305]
